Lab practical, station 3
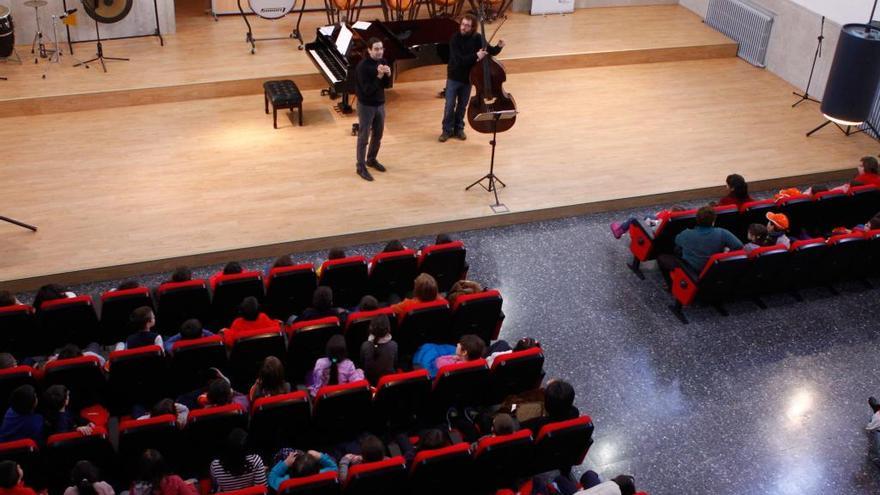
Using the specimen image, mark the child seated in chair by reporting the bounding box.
[268,449,337,491]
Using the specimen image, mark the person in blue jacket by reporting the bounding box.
[268,449,337,490]
[0,385,43,443]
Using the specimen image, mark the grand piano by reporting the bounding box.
[305,17,459,113]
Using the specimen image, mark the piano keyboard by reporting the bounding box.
[308,48,344,84]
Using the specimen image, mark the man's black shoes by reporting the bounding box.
[356,165,374,181]
[367,160,387,172]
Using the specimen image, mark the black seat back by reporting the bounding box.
[266,264,318,320]
[368,250,418,301]
[156,280,211,333]
[100,288,154,343]
[318,256,369,308]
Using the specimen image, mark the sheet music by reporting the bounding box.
[335,24,353,57]
[319,25,335,36]
[352,21,372,30]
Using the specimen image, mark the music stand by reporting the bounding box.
[465,109,517,209]
[0,216,38,232]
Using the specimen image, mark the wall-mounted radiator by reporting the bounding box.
[705,0,774,67]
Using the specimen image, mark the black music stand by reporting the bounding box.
[0,216,38,232]
[465,109,517,209]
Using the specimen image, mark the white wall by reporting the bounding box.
[788,0,878,25]
[1,0,175,51]
[679,0,844,99]
[512,0,677,14]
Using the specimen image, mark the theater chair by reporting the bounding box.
[865,229,880,277]
[788,238,831,293]
[217,488,268,495]
[669,251,750,324]
[431,360,490,413]
[343,308,395,364]
[99,287,154,343]
[0,304,37,358]
[107,345,167,415]
[418,241,468,293]
[712,204,741,238]
[368,249,418,301]
[0,366,36,414]
[38,295,100,351]
[489,347,544,403]
[776,194,815,236]
[848,184,880,225]
[737,199,776,239]
[531,416,594,476]
[43,355,106,411]
[249,391,312,456]
[826,232,870,286]
[0,440,41,489]
[118,415,181,482]
[736,245,791,306]
[372,370,431,431]
[183,403,248,475]
[625,208,697,279]
[211,271,265,329]
[472,429,534,491]
[813,190,851,235]
[450,289,504,344]
[265,264,317,320]
[278,472,340,495]
[228,327,286,391]
[286,317,342,382]
[409,443,473,495]
[170,335,228,395]
[318,256,369,308]
[395,300,451,359]
[46,427,115,491]
[343,456,407,495]
[313,380,372,443]
[156,279,212,333]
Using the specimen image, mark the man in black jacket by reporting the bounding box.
[355,38,392,181]
[439,14,505,142]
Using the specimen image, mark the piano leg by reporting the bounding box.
[338,92,353,114]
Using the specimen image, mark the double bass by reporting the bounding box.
[466,2,516,134]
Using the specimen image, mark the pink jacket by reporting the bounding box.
[308,358,365,396]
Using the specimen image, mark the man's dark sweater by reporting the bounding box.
[355,57,391,107]
[447,32,502,83]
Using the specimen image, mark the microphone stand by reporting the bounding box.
[792,16,824,107]
[0,216,38,232]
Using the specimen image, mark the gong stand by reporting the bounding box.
[62,0,164,55]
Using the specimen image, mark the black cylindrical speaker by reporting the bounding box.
[820,24,880,125]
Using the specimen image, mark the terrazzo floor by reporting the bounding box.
[14,193,880,495]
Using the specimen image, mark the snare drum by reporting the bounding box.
[0,5,14,59]
[248,0,295,19]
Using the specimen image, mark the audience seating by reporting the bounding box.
[211,271,265,329]
[286,317,342,382]
[788,238,829,290]
[313,380,373,443]
[42,355,106,411]
[825,232,869,284]
[118,415,180,481]
[318,256,369,308]
[489,347,544,403]
[170,335,228,395]
[736,245,790,303]
[0,366,36,414]
[228,327,286,391]
[107,346,167,414]
[418,242,467,293]
[0,304,37,358]
[38,296,100,352]
[343,456,407,495]
[343,308,396,364]
[850,185,880,223]
[265,264,317,320]
[278,472,340,495]
[0,439,42,488]
[183,403,248,475]
[409,443,473,495]
[99,288,154,344]
[45,427,115,490]
[368,250,418,301]
[776,193,814,235]
[472,429,534,491]
[217,487,268,495]
[866,229,880,277]
[738,199,776,233]
[156,279,212,333]
[395,300,452,358]
[450,290,504,344]
[531,416,595,475]
[371,370,431,431]
[431,360,490,413]
[249,391,312,456]
[814,190,851,234]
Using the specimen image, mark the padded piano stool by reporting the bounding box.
[263,80,303,128]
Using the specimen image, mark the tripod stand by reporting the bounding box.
[0,216,38,232]
[74,16,128,72]
[793,16,825,107]
[807,119,880,138]
[466,110,517,208]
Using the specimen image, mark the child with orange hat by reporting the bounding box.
[766,212,791,248]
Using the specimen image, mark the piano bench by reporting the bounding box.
[263,80,303,128]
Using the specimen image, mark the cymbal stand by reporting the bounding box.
[74,18,128,72]
[31,2,55,63]
[792,16,824,107]
[41,13,66,79]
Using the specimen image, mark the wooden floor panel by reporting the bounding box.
[1,57,875,290]
[0,4,735,116]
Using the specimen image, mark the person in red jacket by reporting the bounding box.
[854,156,880,187]
[222,297,279,347]
[0,461,37,495]
[717,174,754,207]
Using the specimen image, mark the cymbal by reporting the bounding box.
[23,0,49,7]
[0,5,9,16]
